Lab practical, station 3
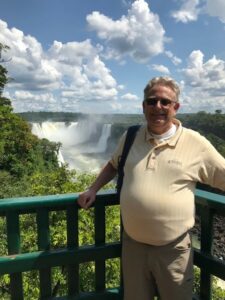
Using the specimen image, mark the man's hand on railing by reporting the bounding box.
[78,162,117,210]
[78,188,97,209]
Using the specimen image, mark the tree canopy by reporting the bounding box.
[0,44,66,198]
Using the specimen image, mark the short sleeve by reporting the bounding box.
[199,138,225,191]
[109,131,127,170]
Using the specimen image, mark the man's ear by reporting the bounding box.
[142,101,145,113]
[174,102,180,112]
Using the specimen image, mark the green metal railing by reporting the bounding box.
[0,189,224,300]
[194,189,225,300]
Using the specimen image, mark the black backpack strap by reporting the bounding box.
[116,125,141,198]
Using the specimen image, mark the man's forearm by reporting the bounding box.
[89,162,117,193]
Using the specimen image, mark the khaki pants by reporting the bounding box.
[122,231,193,300]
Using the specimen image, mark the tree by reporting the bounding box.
[0,43,63,197]
[0,43,11,107]
[215,109,222,114]
[0,65,8,95]
[0,44,10,61]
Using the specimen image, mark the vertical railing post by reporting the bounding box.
[95,200,106,291]
[6,211,23,300]
[120,215,123,290]
[37,208,51,298]
[200,206,213,300]
[67,203,79,296]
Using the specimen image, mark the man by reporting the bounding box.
[78,77,225,300]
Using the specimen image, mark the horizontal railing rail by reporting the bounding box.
[0,191,122,300]
[0,189,224,299]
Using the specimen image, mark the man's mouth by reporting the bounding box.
[150,113,167,122]
[151,113,166,117]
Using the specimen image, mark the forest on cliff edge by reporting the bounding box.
[1,43,225,299]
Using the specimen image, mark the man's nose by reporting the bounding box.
[155,100,163,109]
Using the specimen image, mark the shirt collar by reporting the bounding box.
[145,119,182,147]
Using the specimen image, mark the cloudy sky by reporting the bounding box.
[1,0,225,114]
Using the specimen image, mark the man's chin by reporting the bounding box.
[147,117,169,132]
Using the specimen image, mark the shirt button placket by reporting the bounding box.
[147,151,156,170]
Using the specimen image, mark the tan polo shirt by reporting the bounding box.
[110,119,225,246]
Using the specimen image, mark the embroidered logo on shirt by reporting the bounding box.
[168,159,182,166]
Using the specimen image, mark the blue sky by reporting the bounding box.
[1,0,225,114]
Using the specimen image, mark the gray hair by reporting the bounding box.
[144,76,180,102]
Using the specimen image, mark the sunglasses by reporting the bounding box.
[145,97,176,107]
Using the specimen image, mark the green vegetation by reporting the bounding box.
[193,267,225,300]
[180,111,225,156]
[179,112,225,195]
[19,111,145,124]
[0,43,225,298]
[0,44,118,298]
[0,44,64,198]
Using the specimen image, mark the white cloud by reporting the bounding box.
[206,0,225,23]
[48,40,118,101]
[181,50,225,112]
[109,98,142,114]
[171,0,225,24]
[0,20,61,91]
[121,93,139,100]
[121,0,132,8]
[182,50,225,90]
[0,20,121,112]
[86,0,166,63]
[11,90,58,112]
[151,64,170,74]
[171,0,202,23]
[165,50,182,65]
[182,50,204,86]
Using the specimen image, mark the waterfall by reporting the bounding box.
[96,124,111,153]
[57,150,65,165]
[32,121,100,147]
[67,122,98,145]
[31,121,112,172]
[32,123,44,138]
[32,122,65,165]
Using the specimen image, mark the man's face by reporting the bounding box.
[143,84,180,134]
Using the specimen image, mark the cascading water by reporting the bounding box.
[31,120,112,172]
[96,124,111,153]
